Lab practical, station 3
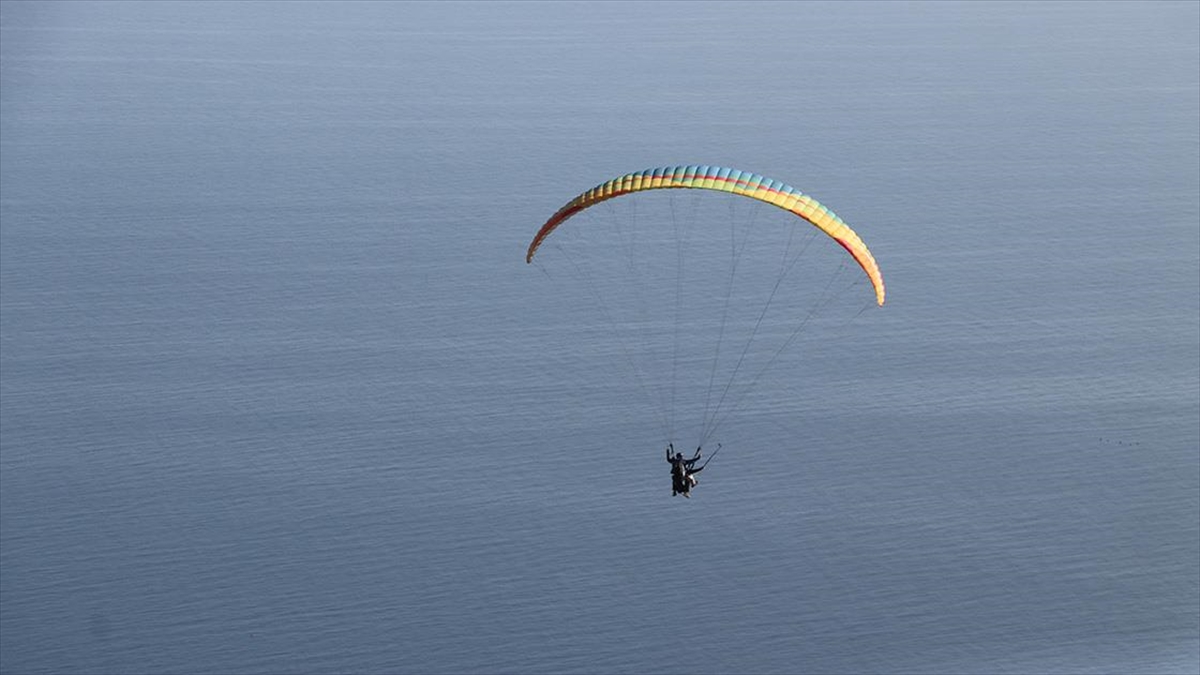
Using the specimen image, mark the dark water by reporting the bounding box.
[2,2,1197,673]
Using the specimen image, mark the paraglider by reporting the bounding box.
[666,443,703,497]
[528,165,885,496]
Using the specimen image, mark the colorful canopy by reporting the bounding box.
[526,165,885,306]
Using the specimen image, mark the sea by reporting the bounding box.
[1,2,1197,674]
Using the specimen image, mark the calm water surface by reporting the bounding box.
[2,2,1197,674]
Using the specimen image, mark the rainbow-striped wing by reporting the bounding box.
[526,165,885,306]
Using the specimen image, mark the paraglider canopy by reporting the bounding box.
[526,165,885,306]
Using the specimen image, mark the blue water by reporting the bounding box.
[2,2,1197,673]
